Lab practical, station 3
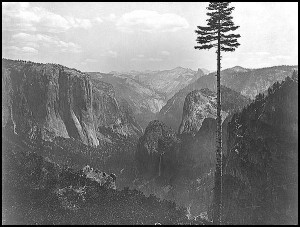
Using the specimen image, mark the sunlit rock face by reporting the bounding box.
[158,84,250,132]
[2,59,142,147]
[178,89,227,135]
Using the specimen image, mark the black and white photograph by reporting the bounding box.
[2,2,298,225]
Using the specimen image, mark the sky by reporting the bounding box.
[2,2,298,73]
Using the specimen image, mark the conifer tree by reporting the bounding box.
[194,2,240,224]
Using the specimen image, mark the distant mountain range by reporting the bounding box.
[194,65,298,99]
[199,68,211,75]
[107,67,205,100]
[87,65,297,130]
[157,65,297,130]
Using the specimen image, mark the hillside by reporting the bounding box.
[2,130,208,225]
[222,75,298,224]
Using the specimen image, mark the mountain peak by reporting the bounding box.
[230,66,249,72]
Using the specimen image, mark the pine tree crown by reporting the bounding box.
[195,2,241,52]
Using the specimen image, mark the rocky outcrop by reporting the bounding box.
[222,76,298,224]
[2,59,142,147]
[159,85,249,132]
[135,120,181,180]
[178,89,228,135]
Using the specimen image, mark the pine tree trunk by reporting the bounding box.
[213,25,222,225]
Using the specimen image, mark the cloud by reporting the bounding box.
[255,51,270,56]
[131,56,163,62]
[148,57,163,62]
[3,2,93,33]
[100,50,118,58]
[21,47,39,54]
[12,32,82,53]
[104,13,117,22]
[270,55,291,60]
[243,51,270,56]
[108,50,118,58]
[183,59,195,62]
[160,51,170,56]
[85,58,98,63]
[4,45,38,55]
[116,10,189,33]
[95,17,104,23]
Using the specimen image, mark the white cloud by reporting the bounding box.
[3,2,93,33]
[66,17,92,29]
[95,17,104,23]
[160,51,170,56]
[243,51,270,56]
[4,45,38,54]
[116,10,189,33]
[12,32,82,53]
[107,50,118,58]
[104,13,117,22]
[21,46,38,54]
[100,50,118,58]
[131,57,163,62]
[148,57,163,62]
[270,55,291,60]
[85,58,98,63]
[255,51,270,56]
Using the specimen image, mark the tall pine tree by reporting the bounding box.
[194,2,240,225]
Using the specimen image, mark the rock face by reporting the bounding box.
[178,89,228,135]
[135,120,180,180]
[158,85,250,131]
[2,59,142,147]
[222,76,298,224]
[88,72,166,129]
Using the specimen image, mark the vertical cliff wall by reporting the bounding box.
[2,59,142,147]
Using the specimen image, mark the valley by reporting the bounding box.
[2,58,298,224]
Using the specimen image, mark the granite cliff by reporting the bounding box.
[158,85,250,131]
[2,59,142,147]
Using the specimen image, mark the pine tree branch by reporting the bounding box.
[194,44,215,50]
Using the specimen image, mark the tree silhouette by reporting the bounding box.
[194,2,240,225]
